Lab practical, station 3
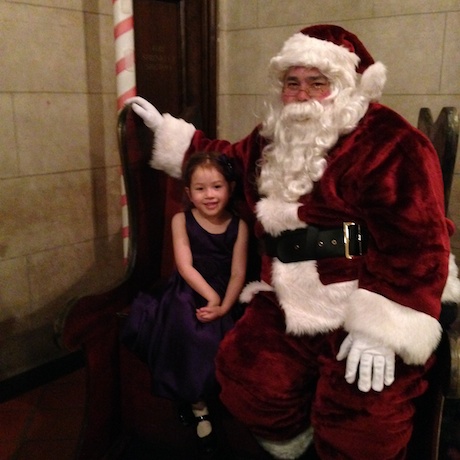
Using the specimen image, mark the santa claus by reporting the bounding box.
[127,24,460,460]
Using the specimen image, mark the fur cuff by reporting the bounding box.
[256,198,305,236]
[344,289,442,365]
[239,280,273,304]
[150,114,196,178]
[257,427,313,460]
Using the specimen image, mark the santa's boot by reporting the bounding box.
[256,427,314,459]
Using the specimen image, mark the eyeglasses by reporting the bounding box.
[282,78,330,97]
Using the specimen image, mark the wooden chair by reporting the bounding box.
[57,106,459,460]
[407,107,460,460]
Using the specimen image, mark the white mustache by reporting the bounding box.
[281,101,324,122]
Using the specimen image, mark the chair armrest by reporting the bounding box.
[55,277,136,351]
[441,301,459,329]
[448,322,460,398]
[438,301,460,398]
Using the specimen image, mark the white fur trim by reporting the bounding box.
[257,427,313,459]
[150,113,196,178]
[344,289,442,365]
[442,253,460,303]
[256,198,305,236]
[239,280,273,304]
[270,33,359,89]
[358,61,387,101]
[272,259,357,335]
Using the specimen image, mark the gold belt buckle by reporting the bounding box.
[343,222,357,259]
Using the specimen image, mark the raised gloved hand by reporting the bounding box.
[336,333,395,392]
[125,96,163,131]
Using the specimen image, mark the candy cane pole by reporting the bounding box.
[113,0,136,109]
[113,0,136,264]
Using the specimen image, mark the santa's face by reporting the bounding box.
[281,67,331,105]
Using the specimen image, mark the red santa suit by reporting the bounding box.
[142,25,460,460]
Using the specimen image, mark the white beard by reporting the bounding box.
[257,92,369,202]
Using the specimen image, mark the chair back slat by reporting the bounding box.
[118,106,182,290]
[418,107,459,213]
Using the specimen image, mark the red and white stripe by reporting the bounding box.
[113,0,136,264]
[113,0,136,110]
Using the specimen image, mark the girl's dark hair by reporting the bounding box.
[182,151,235,187]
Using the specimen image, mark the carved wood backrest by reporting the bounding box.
[417,108,459,402]
[417,107,459,214]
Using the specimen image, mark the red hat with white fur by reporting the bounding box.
[269,24,386,100]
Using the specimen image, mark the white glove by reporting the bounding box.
[256,198,304,236]
[125,96,163,131]
[336,333,395,392]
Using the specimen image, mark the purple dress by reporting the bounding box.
[122,210,239,403]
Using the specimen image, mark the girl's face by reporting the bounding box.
[186,165,232,218]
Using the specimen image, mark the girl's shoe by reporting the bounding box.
[195,414,218,456]
[177,403,195,427]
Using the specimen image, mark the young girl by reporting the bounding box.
[122,151,248,454]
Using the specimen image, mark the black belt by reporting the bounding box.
[261,223,368,263]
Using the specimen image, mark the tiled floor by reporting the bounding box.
[0,367,85,460]
[1,363,459,460]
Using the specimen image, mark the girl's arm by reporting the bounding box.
[171,212,220,306]
[196,219,249,322]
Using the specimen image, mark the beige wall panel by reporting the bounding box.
[257,0,373,28]
[102,95,119,166]
[381,95,460,130]
[6,0,82,10]
[27,237,124,318]
[339,15,444,94]
[442,12,460,94]
[219,0,258,30]
[6,0,112,14]
[85,12,117,94]
[220,27,298,95]
[373,0,460,16]
[0,3,87,93]
[0,172,94,260]
[85,93,119,171]
[218,95,262,141]
[0,95,19,179]
[14,94,90,175]
[220,15,445,97]
[0,257,30,320]
[0,0,119,377]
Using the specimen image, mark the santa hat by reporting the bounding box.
[269,24,386,100]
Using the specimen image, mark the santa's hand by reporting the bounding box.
[125,96,163,131]
[336,333,395,392]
